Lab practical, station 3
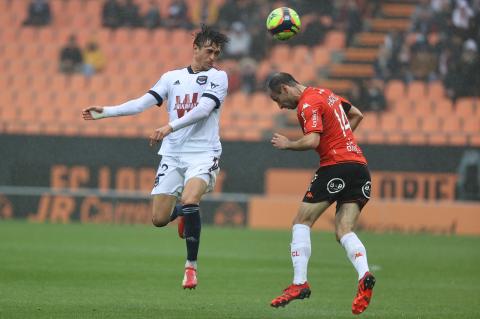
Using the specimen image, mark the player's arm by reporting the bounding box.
[149,97,216,146]
[340,100,363,132]
[345,105,363,132]
[271,132,320,151]
[82,93,158,120]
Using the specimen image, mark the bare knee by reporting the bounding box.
[292,212,315,227]
[152,215,169,227]
[180,194,200,206]
[335,225,353,242]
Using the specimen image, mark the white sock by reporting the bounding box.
[185,260,197,269]
[291,224,311,285]
[340,232,369,280]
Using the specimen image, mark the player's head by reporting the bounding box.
[267,72,302,110]
[192,25,229,71]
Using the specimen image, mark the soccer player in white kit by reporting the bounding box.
[82,25,229,289]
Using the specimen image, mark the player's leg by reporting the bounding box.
[291,200,331,284]
[334,163,375,314]
[336,203,375,315]
[151,194,177,227]
[179,177,208,289]
[179,152,219,289]
[335,203,369,279]
[151,156,184,228]
[270,201,330,308]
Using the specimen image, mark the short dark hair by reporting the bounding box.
[267,72,299,93]
[193,24,229,50]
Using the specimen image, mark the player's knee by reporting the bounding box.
[293,213,314,227]
[180,195,200,206]
[335,226,353,242]
[152,215,169,227]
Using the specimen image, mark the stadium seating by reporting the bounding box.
[0,0,478,146]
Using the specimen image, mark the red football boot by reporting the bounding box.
[270,282,311,308]
[177,216,185,239]
[182,267,197,289]
[352,272,376,315]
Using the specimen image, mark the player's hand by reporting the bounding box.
[149,125,173,147]
[271,133,290,150]
[82,106,104,120]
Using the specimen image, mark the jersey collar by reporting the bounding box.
[187,66,201,74]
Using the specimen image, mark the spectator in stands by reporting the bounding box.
[143,0,162,29]
[373,45,391,80]
[82,41,106,78]
[408,35,438,82]
[344,0,363,47]
[216,0,239,30]
[239,58,257,95]
[102,0,123,29]
[348,80,369,110]
[457,39,479,97]
[470,2,480,43]
[384,31,405,78]
[299,0,335,16]
[297,15,328,47]
[191,0,219,26]
[59,35,83,75]
[23,0,51,27]
[165,0,191,29]
[431,0,452,34]
[224,22,251,60]
[249,23,271,61]
[452,0,475,39]
[122,0,141,28]
[364,79,387,112]
[410,0,434,35]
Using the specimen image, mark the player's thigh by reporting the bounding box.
[294,201,331,226]
[182,151,221,203]
[336,163,371,210]
[181,177,208,205]
[335,202,361,240]
[152,194,177,226]
[151,156,184,197]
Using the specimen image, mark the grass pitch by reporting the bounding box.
[0,221,479,319]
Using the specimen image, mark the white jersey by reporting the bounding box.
[149,66,228,155]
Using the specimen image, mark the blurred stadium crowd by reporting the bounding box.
[0,0,479,145]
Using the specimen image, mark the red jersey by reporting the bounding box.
[297,87,367,167]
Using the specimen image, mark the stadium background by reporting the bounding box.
[1,0,479,233]
[0,1,480,318]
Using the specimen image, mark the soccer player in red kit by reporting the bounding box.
[267,73,375,315]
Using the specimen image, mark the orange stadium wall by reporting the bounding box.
[1,135,479,234]
[248,197,480,236]
[259,168,480,235]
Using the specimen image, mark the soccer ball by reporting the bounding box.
[266,7,301,41]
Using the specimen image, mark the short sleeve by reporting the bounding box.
[301,95,324,134]
[201,70,228,109]
[148,72,170,106]
[339,95,352,113]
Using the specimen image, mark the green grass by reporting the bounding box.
[0,221,479,319]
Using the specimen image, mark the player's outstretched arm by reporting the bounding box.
[346,105,364,132]
[81,93,158,120]
[271,132,320,151]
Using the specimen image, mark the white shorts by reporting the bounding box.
[151,151,221,197]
